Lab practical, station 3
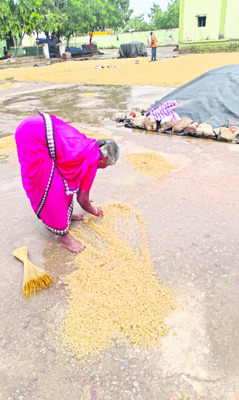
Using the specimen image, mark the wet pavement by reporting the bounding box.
[0,81,172,136]
[0,81,239,400]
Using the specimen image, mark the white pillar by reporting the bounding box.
[59,44,65,57]
[43,43,50,59]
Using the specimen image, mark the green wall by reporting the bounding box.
[219,0,228,37]
[178,0,185,42]
[180,0,223,41]
[179,0,239,41]
[69,29,179,49]
[179,0,239,52]
[224,0,239,38]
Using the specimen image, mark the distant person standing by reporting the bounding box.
[150,32,158,62]
[89,31,93,44]
[3,46,8,58]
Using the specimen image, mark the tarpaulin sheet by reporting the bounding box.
[118,41,147,58]
[149,65,239,128]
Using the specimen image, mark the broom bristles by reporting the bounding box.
[13,246,53,298]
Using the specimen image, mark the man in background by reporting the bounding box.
[3,46,8,58]
[89,31,93,44]
[150,32,158,62]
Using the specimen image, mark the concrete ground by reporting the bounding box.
[0,78,239,400]
[0,46,178,69]
[99,46,178,60]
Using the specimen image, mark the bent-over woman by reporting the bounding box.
[15,113,119,253]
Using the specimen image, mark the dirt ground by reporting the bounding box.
[1,49,239,400]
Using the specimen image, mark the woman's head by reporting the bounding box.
[97,138,119,168]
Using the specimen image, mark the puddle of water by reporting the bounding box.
[0,83,174,137]
[0,84,132,131]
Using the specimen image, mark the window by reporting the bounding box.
[198,16,206,27]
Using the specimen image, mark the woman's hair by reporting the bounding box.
[97,138,119,165]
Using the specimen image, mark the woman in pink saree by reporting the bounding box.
[15,113,119,253]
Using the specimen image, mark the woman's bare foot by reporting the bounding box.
[71,214,85,221]
[60,232,85,253]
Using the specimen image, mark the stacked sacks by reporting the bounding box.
[114,66,239,143]
[114,105,239,143]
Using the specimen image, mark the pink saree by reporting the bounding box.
[15,113,100,235]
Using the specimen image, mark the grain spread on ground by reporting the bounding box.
[0,135,16,153]
[0,82,14,90]
[72,125,112,140]
[63,203,175,359]
[80,92,96,97]
[1,53,239,87]
[0,125,113,152]
[124,152,179,179]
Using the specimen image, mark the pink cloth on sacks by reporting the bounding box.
[145,100,180,122]
[15,114,100,234]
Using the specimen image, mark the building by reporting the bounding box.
[179,0,239,52]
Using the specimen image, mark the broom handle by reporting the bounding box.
[13,246,29,264]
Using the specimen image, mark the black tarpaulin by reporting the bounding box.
[149,65,239,128]
[118,41,148,58]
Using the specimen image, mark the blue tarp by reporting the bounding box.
[118,41,147,58]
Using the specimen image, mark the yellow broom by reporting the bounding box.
[13,246,53,298]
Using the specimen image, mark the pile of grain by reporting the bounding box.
[63,203,175,359]
[124,152,179,179]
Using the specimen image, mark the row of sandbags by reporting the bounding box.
[114,107,239,143]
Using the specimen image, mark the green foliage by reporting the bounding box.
[121,0,179,33]
[34,0,67,37]
[1,0,46,45]
[58,0,132,45]
[123,14,150,32]
[149,0,179,30]
[0,0,11,38]
[0,0,179,51]
[58,0,92,40]
[83,0,131,32]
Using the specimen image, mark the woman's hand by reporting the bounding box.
[77,189,103,218]
[95,206,103,218]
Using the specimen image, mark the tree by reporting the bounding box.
[33,0,67,45]
[149,0,179,30]
[107,0,132,29]
[5,0,45,54]
[57,0,91,47]
[123,15,150,32]
[163,0,179,29]
[1,0,133,53]
[58,0,132,48]
[0,0,11,39]
[148,4,164,30]
[85,0,131,32]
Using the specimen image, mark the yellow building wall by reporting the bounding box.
[182,0,223,41]
[224,0,239,38]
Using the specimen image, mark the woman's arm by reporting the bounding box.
[77,188,103,217]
